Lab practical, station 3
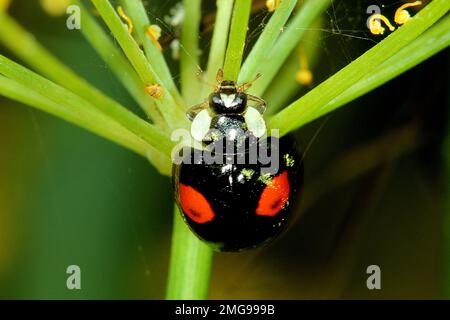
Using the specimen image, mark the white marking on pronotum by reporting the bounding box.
[220,93,237,108]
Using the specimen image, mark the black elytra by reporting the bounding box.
[172,76,303,252]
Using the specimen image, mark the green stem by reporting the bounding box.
[222,0,252,81]
[119,0,184,107]
[264,17,323,114]
[269,0,450,136]
[0,75,150,158]
[319,15,450,120]
[166,0,215,300]
[73,1,163,125]
[180,0,202,106]
[249,0,331,96]
[0,10,162,127]
[92,0,187,130]
[238,0,297,83]
[166,206,214,299]
[0,54,173,170]
[200,0,234,97]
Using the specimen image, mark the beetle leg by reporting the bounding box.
[186,101,209,121]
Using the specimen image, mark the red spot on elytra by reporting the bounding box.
[179,184,215,223]
[256,171,290,217]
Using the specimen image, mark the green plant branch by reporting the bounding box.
[0,55,173,169]
[318,14,450,121]
[0,75,151,158]
[91,0,187,130]
[118,0,184,107]
[166,0,215,300]
[222,0,252,81]
[264,17,323,114]
[200,0,234,97]
[72,1,164,125]
[166,206,214,299]
[269,0,450,136]
[238,0,297,84]
[248,0,332,96]
[0,10,164,128]
[180,0,202,106]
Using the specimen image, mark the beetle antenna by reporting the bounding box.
[196,69,217,88]
[237,73,261,92]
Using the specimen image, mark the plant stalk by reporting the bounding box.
[166,206,214,299]
[180,0,202,106]
[269,0,450,136]
[223,0,252,81]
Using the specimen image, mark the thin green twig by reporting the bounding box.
[0,10,163,127]
[166,0,215,300]
[92,0,187,130]
[222,0,252,81]
[0,75,150,157]
[119,0,184,107]
[264,17,323,114]
[320,15,450,119]
[0,55,173,166]
[238,0,297,83]
[166,206,214,299]
[269,0,450,136]
[73,0,164,125]
[180,0,202,106]
[200,0,234,97]
[248,0,332,96]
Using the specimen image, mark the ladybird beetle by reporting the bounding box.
[172,70,303,252]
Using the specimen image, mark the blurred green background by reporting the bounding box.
[0,0,449,299]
